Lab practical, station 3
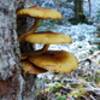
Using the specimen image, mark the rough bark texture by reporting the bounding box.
[0,0,22,99]
[0,0,20,80]
[0,0,38,99]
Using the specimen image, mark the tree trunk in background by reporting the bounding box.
[74,0,84,19]
[68,0,88,24]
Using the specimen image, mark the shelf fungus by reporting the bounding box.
[21,61,47,74]
[17,6,63,52]
[17,6,78,75]
[19,31,72,44]
[19,31,72,52]
[29,51,78,73]
[17,6,62,19]
[17,6,62,33]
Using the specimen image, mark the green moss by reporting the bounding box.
[56,95,66,100]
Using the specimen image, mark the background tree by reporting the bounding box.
[74,0,84,20]
[69,0,90,24]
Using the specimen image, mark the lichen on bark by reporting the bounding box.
[0,0,23,99]
[0,0,20,79]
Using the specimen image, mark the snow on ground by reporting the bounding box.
[87,0,100,17]
[36,24,97,61]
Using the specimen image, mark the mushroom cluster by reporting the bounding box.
[17,6,78,75]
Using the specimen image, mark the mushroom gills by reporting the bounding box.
[21,60,47,75]
[19,32,72,44]
[29,50,78,73]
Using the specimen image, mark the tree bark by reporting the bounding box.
[74,0,84,19]
[0,0,59,99]
[0,0,22,99]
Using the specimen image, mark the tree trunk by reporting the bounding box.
[0,0,36,100]
[0,0,21,99]
[74,0,84,19]
[69,0,88,24]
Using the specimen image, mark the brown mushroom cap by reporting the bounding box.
[21,61,47,74]
[17,6,62,19]
[29,51,78,73]
[19,31,72,44]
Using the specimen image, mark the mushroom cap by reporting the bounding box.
[19,31,72,44]
[29,51,78,73]
[17,6,62,19]
[21,61,47,75]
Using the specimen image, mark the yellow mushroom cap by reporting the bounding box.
[17,6,62,19]
[21,61,47,75]
[29,51,78,73]
[19,32,72,44]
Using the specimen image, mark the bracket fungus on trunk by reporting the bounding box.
[17,5,78,75]
[29,51,78,73]
[19,31,72,44]
[17,6,63,52]
[21,61,47,75]
[17,6,62,19]
[17,6,62,33]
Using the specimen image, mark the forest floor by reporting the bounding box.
[21,0,100,99]
[33,24,100,100]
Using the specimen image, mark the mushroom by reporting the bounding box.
[17,6,62,33]
[29,50,78,73]
[21,60,47,75]
[17,6,79,75]
[17,6,63,52]
[19,31,72,52]
[17,6,62,19]
[19,31,72,44]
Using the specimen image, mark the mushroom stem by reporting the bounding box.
[28,18,40,51]
[19,18,40,41]
[41,45,49,53]
[19,18,41,52]
[28,18,40,33]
